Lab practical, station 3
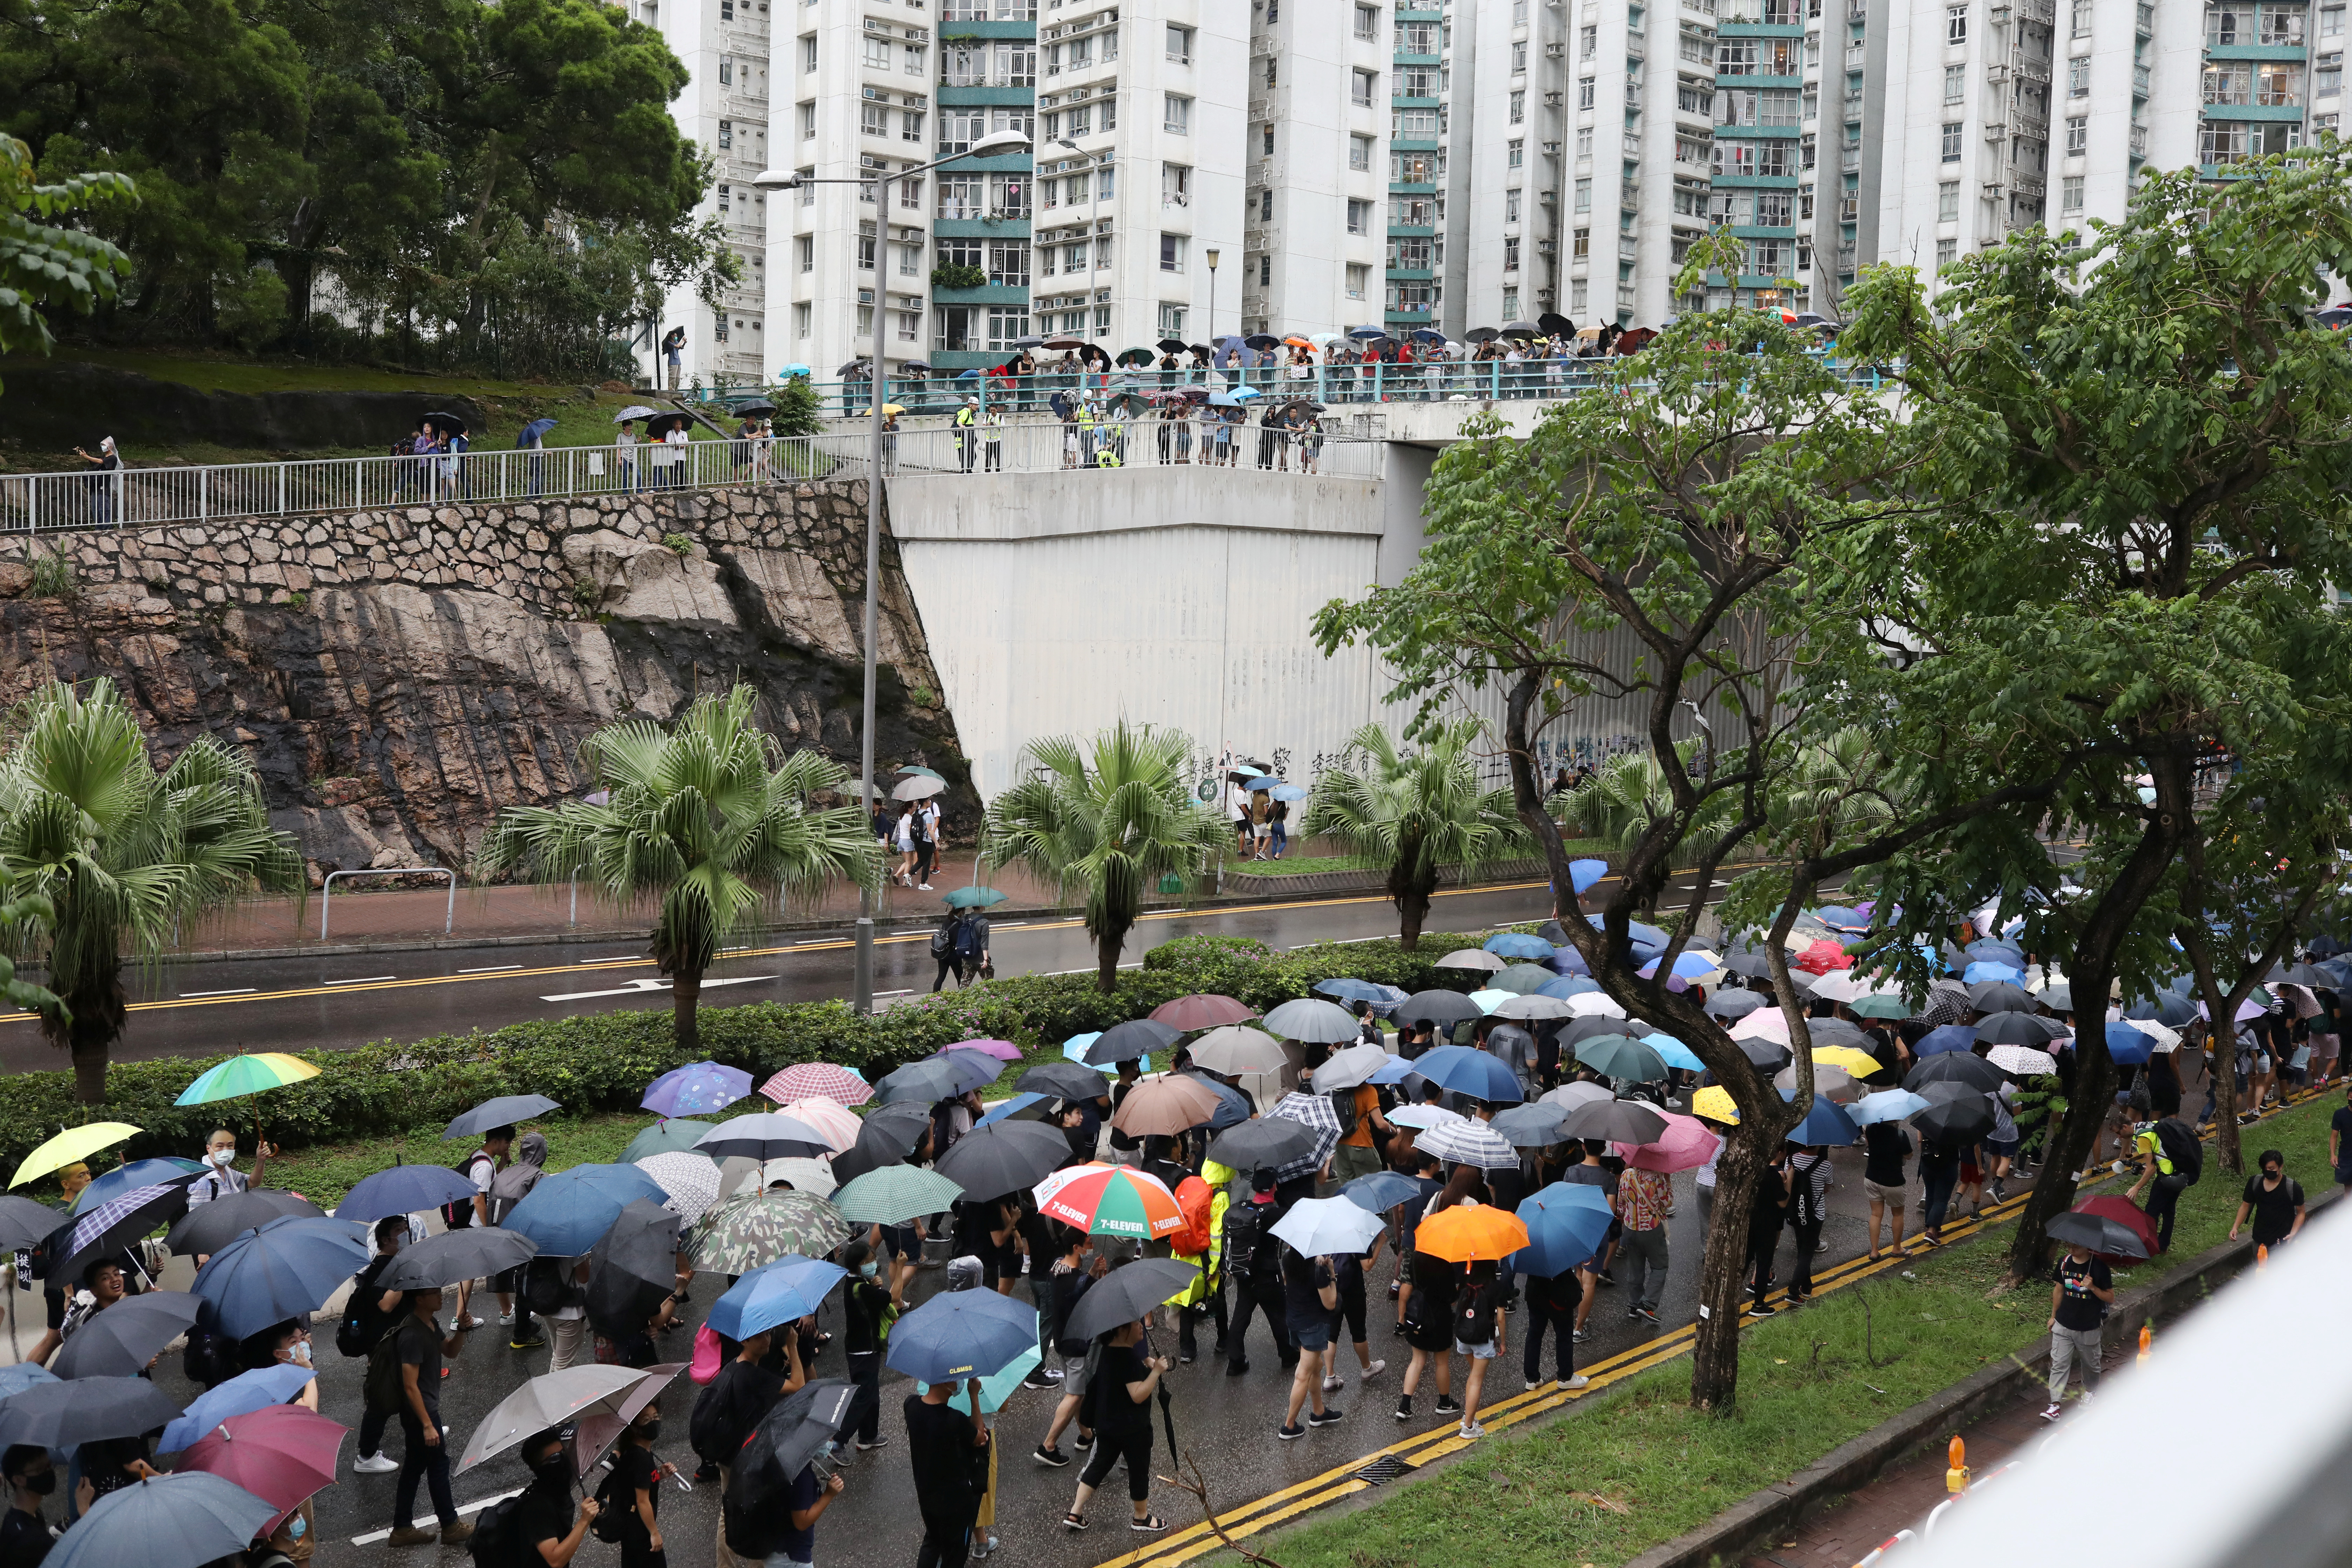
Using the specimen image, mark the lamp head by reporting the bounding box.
[967,128,1033,157]
[749,168,800,191]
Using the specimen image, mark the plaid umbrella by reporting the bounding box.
[46,1184,184,1281]
[831,1166,965,1227]
[1414,1117,1522,1170]
[1265,1092,1343,1182]
[760,1063,873,1107]
[634,1150,723,1224]
[689,1190,850,1275]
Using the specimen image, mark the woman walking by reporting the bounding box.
[1746,1149,1790,1315]
[1785,1144,1832,1304]
[1062,1318,1171,1535]
[1449,1260,1506,1439]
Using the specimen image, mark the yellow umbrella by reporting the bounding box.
[1811,1046,1883,1078]
[11,1122,140,1189]
[1689,1086,1739,1125]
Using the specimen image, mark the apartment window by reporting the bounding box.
[858,231,876,270]
[1512,39,1528,71]
[862,35,890,67]
[1160,232,1186,271]
[2069,56,2090,96]
[794,302,811,337]
[1582,23,1598,56]
[1256,254,1270,284]
[1164,93,1191,132]
[906,41,927,73]
[1506,188,1521,221]
[2329,2,2347,33]
[1945,63,1966,100]
[1064,240,1088,272]
[1504,236,1521,269]
[1508,138,1524,168]
[1575,176,1592,210]
[2062,174,2085,211]
[1264,56,1278,87]
[1351,133,1373,170]
[1937,179,1959,219]
[1395,107,1439,136]
[936,172,982,218]
[1941,120,1963,159]
[1398,18,1438,49]
[717,119,734,149]
[1262,123,1276,155]
[2071,0,2090,35]
[1578,76,1596,107]
[1573,227,1590,257]
[1946,4,1966,42]
[897,241,922,277]
[801,33,817,70]
[1346,262,1369,298]
[1356,3,1379,38]
[861,101,886,135]
[1510,90,1526,121]
[797,101,816,139]
[1718,38,1757,73]
[798,165,815,204]
[1163,163,1191,206]
[719,51,735,84]
[2265,4,2308,41]
[903,108,927,141]
[1571,280,1588,309]
[1166,22,1192,60]
[1258,187,1273,219]
[2324,51,2345,92]
[1354,69,1379,104]
[1157,301,1186,336]
[1348,198,1373,233]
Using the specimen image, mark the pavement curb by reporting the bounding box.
[1621,1190,2337,1568]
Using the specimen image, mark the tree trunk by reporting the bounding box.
[1690,1119,1766,1408]
[2210,1027,2241,1172]
[672,968,703,1054]
[1390,850,1435,950]
[1097,929,1124,992]
[69,1035,109,1106]
[2008,951,2120,1281]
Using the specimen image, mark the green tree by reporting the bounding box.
[0,134,134,390]
[0,680,302,1104]
[984,722,1226,992]
[1303,720,1524,947]
[477,686,875,1054]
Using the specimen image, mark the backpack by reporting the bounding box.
[1788,1159,1827,1227]
[930,920,955,960]
[182,1329,239,1389]
[521,1256,584,1317]
[2155,1118,2203,1186]
[690,1371,758,1467]
[442,1154,487,1229]
[723,1484,792,1560]
[365,1320,416,1416]
[1051,1272,1097,1358]
[590,1460,630,1544]
[468,1493,526,1568]
[1166,1176,1213,1258]
[337,1258,393,1358]
[1225,1201,1283,1289]
[952,915,986,965]
[1453,1282,1494,1345]
[1328,1087,1360,1140]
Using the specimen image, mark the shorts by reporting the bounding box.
[880,1223,919,1261]
[1397,1251,1418,1285]
[1060,1353,1089,1401]
[1986,1137,2018,1157]
[1455,1338,1497,1360]
[1862,1179,1905,1209]
[1253,823,1272,840]
[1959,1161,1982,1184]
[1405,1313,1452,1353]
[1289,1318,1332,1353]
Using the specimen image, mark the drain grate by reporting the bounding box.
[1354,1456,1420,1485]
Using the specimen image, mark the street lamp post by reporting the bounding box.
[753,126,1031,1014]
[1205,246,1220,348]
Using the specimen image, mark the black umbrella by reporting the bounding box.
[1243,333,1283,350]
[586,1265,675,1342]
[731,1378,864,1501]
[1014,1062,1110,1101]
[642,412,694,439]
[1973,1011,2059,1046]
[0,1196,64,1254]
[164,1189,324,1257]
[1536,920,1570,944]
[933,1122,1070,1201]
[1115,347,1156,367]
[1737,1037,1793,1070]
[1537,311,1576,336]
[1061,1257,1199,1344]
[1499,320,1541,340]
[1082,1018,1181,1066]
[873,1059,967,1105]
[1721,952,1776,979]
[0,1376,181,1449]
[1966,981,2034,1014]
[1204,1119,1316,1174]
[1911,1096,1996,1147]
[377,1226,537,1290]
[1396,991,1481,1029]
[418,410,469,435]
[50,1291,202,1380]
[730,400,779,419]
[443,1095,561,1140]
[592,1199,681,1292]
[1562,1016,1643,1045]
[826,1104,932,1185]
[1464,326,1500,343]
[2046,1209,2152,1261]
[1558,1099,1667,1144]
[1906,1053,2007,1093]
[1156,337,1189,353]
[2123,992,2199,1027]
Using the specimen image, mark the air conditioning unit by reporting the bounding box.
[1546,39,1567,55]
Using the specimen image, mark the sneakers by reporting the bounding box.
[1278,1422,1307,1441]
[1457,1420,1487,1440]
[353,1452,399,1475]
[856,1436,889,1451]
[918,883,934,891]
[1323,1373,1345,1393]
[1557,1374,1591,1392]
[1749,1302,1778,1316]
[386,1526,438,1548]
[1360,1358,1386,1381]
[1625,1304,1644,1320]
[1032,1443,1070,1467]
[1073,1431,1094,1452]
[1571,1328,1589,1344]
[1226,1360,1251,1377]
[1021,1370,1058,1389]
[2039,1403,2063,1422]
[1596,1271,1617,1287]
[1307,1406,1344,1427]
[1394,1395,1414,1421]
[1434,1395,1463,1417]
[497,1310,515,1327]
[509,1331,547,1350]
[439,1522,475,1546]
[1634,1305,1661,1323]
[1526,1378,1548,1393]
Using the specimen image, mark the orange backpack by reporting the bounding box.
[1168,1175,1214,1257]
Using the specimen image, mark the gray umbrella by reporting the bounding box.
[731,1379,863,1503]
[1703,990,1765,1020]
[1489,1102,1570,1148]
[1966,981,2034,1014]
[1204,1118,1317,1174]
[1261,999,1360,1044]
[1558,1099,1668,1143]
[932,1122,1071,1201]
[693,1113,832,1161]
[164,1189,324,1257]
[1539,1082,1615,1111]
[2035,982,2075,1014]
[377,1225,537,1290]
[50,1292,201,1380]
[1974,1011,2060,1046]
[456,1364,649,1473]
[1014,1062,1110,1100]
[1061,1257,1199,1344]
[1081,1019,1182,1065]
[42,1472,276,1568]
[443,1095,561,1140]
[1562,1016,1644,1045]
[873,1059,968,1105]
[1396,990,1483,1028]
[0,1196,64,1254]
[0,1376,181,1449]
[1309,1044,1391,1092]
[590,1198,682,1295]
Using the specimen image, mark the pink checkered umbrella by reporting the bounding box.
[778,1096,863,1154]
[761,1063,873,1107]
[1612,1111,1722,1172]
[936,1038,1023,1063]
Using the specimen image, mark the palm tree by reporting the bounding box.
[478,685,876,1052]
[0,679,303,1102]
[1303,720,1525,947]
[984,721,1226,990]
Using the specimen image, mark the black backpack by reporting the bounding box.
[468,1493,526,1568]
[336,1258,392,1358]
[364,1324,410,1415]
[442,1155,484,1229]
[2155,1118,2203,1186]
[690,1373,756,1467]
[182,1329,239,1388]
[723,1485,792,1560]
[952,916,985,965]
[1051,1272,1097,1358]
[1226,1202,1282,1289]
[522,1256,584,1317]
[1328,1087,1359,1139]
[1453,1282,1494,1346]
[930,920,955,960]
[590,1460,629,1544]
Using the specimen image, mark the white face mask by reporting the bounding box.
[288,1338,312,1366]
[209,1148,236,1167]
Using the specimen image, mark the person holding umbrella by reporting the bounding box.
[512,1426,600,1566]
[606,1400,675,1568]
[1061,1311,1171,1535]
[382,1288,477,1547]
[908,1369,988,1564]
[2042,1234,2113,1420]
[349,1217,411,1475]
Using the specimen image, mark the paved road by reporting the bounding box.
[0,881,1574,1070]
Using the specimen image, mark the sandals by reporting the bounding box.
[1062,1513,1089,1533]
[1131,1514,1169,1534]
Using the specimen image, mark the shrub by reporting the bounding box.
[930,263,987,290]
[662,532,695,557]
[27,550,76,599]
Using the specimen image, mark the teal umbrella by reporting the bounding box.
[622,1120,716,1164]
[832,1165,965,1226]
[1574,1035,1670,1083]
[897,765,947,780]
[944,886,1010,909]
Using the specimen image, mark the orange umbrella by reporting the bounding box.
[1413,1202,1531,1263]
[1108,1075,1224,1137]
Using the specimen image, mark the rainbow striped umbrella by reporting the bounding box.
[1031,1163,1185,1240]
[174,1054,320,1106]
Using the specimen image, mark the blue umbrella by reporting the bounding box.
[1340,1171,1425,1214]
[0,1365,56,1402]
[1365,1055,1421,1088]
[1913,1024,1978,1057]
[335,1162,479,1224]
[504,1163,669,1256]
[1062,1033,1150,1071]
[71,1158,204,1216]
[159,1363,317,1452]
[642,1062,755,1118]
[1782,1090,1861,1146]
[925,1344,1042,1416]
[516,417,559,446]
[1205,392,1241,408]
[1347,324,1387,340]
[1315,978,1409,1010]
[2102,1022,2154,1065]
[1551,945,1592,975]
[43,1472,276,1568]
[883,1290,1040,1382]
[1568,858,1609,894]
[1962,960,2022,984]
[1852,1088,1931,1126]
[1407,1044,1525,1104]
[1230,384,1264,399]
[1535,974,1602,1000]
[954,367,980,380]
[1484,932,1553,959]
[189,1216,370,1340]
[1412,327,1448,344]
[1642,952,1720,981]
[1182,1073,1254,1130]
[975,1092,1050,1128]
[1508,1183,1615,1278]
[1270,784,1308,802]
[1639,1032,1707,1072]
[707,1256,847,1341]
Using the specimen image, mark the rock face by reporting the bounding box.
[0,484,966,877]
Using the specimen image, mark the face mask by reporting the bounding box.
[859,1261,878,1278]
[22,1471,55,1496]
[288,1339,313,1366]
[209,1149,236,1166]
[636,1420,662,1444]
[531,1452,573,1487]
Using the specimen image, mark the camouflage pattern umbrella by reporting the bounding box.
[688,1188,849,1275]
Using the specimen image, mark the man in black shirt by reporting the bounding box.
[1861,1121,1912,1260]
[695,1327,793,1568]
[386,1288,475,1548]
[515,1428,598,1566]
[351,1218,410,1475]
[906,1377,989,1567]
[0,1445,56,1568]
[837,1243,892,1452]
[2231,1149,2307,1248]
[2042,1242,2113,1420]
[1279,1248,1341,1438]
[612,1402,673,1568]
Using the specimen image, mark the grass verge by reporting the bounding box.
[1243,1087,2342,1568]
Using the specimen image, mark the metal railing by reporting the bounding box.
[876,420,1385,478]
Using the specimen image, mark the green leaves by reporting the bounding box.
[0,138,134,386]
[1303,720,1524,942]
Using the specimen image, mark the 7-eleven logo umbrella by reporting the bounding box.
[1031,1163,1185,1240]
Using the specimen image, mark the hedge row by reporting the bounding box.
[1,930,1504,1182]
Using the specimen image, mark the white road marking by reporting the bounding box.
[539,974,776,1003]
[325,975,396,986]
[457,964,523,974]
[576,955,641,965]
[350,1487,526,1546]
[178,987,258,998]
